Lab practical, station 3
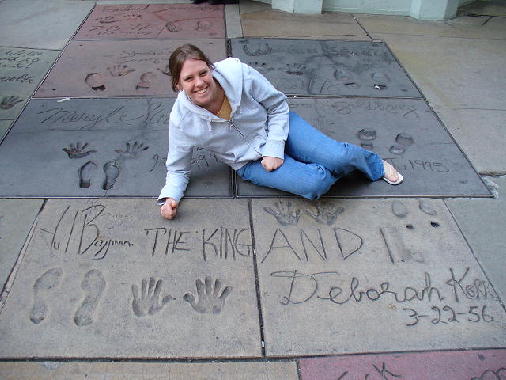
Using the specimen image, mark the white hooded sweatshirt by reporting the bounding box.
[158,58,289,202]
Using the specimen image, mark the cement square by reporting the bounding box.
[230,39,421,98]
[300,349,506,380]
[0,199,261,358]
[0,98,232,198]
[0,0,94,50]
[237,98,490,198]
[35,39,226,98]
[374,35,506,110]
[0,361,298,380]
[75,4,225,41]
[446,176,506,302]
[0,47,59,120]
[252,198,506,356]
[0,120,11,139]
[0,200,43,291]
[241,10,368,40]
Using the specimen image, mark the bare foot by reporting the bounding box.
[383,160,403,185]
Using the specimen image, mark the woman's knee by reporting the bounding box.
[298,164,335,200]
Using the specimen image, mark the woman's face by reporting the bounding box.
[177,58,219,110]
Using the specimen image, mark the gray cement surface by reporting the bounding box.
[446,175,506,302]
[35,39,226,98]
[0,98,231,197]
[0,47,59,120]
[251,198,506,356]
[0,120,11,139]
[237,97,490,198]
[0,361,298,380]
[0,0,94,50]
[0,199,261,358]
[230,39,421,98]
[75,4,225,40]
[0,199,43,290]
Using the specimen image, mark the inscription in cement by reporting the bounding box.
[253,198,506,356]
[0,200,43,290]
[0,47,58,119]
[0,199,260,358]
[35,39,226,98]
[230,39,421,98]
[0,98,231,197]
[75,4,225,40]
[237,98,490,197]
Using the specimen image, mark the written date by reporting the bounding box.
[404,304,494,327]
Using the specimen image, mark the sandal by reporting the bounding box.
[383,161,403,185]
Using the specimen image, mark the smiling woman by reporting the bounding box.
[158,44,403,220]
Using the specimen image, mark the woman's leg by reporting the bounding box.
[285,112,384,181]
[237,155,336,200]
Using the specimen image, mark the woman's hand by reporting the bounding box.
[160,198,178,220]
[261,156,284,171]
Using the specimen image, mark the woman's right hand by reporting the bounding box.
[160,198,178,220]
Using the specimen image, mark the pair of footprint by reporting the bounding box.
[357,128,414,154]
[85,71,155,91]
[79,160,119,190]
[30,268,105,326]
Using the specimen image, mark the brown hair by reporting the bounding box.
[168,44,214,92]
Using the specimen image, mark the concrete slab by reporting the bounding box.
[357,14,506,40]
[241,10,368,40]
[0,120,11,139]
[446,175,506,302]
[226,3,243,38]
[434,106,506,175]
[239,0,271,15]
[300,349,506,380]
[35,39,226,98]
[230,39,421,97]
[0,47,59,120]
[0,199,261,358]
[75,4,225,40]
[252,198,506,356]
[373,34,506,110]
[0,98,232,197]
[0,200,43,290]
[0,361,298,379]
[237,98,489,198]
[0,0,94,50]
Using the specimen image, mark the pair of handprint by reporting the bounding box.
[264,200,344,226]
[131,276,232,317]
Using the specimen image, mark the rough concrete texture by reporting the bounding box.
[0,199,261,358]
[299,349,506,380]
[239,0,271,15]
[251,198,506,356]
[237,97,489,198]
[0,0,94,50]
[230,39,421,98]
[226,3,243,38]
[434,106,506,175]
[241,10,368,39]
[35,39,226,98]
[75,4,225,40]
[0,98,231,197]
[0,120,11,138]
[446,175,506,302]
[0,199,43,290]
[0,361,298,380]
[0,47,59,120]
[357,14,506,40]
[373,35,506,110]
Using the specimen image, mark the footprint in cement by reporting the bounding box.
[391,200,408,218]
[84,73,105,91]
[135,72,156,89]
[389,133,415,155]
[79,161,97,188]
[102,160,120,190]
[74,269,105,326]
[30,267,63,324]
[418,199,437,216]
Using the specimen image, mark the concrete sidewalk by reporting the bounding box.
[0,0,505,378]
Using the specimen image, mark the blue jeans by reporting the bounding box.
[236,112,384,200]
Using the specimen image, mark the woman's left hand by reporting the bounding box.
[261,156,284,171]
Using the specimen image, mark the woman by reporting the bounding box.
[159,44,402,220]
